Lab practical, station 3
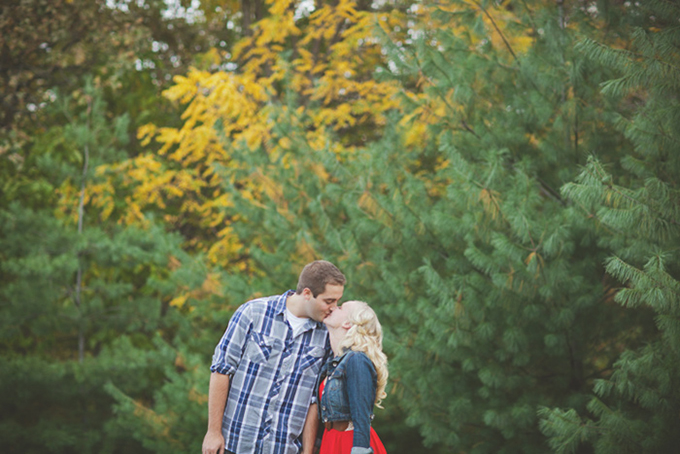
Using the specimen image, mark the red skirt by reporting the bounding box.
[319,381,387,454]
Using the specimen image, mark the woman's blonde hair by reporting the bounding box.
[339,301,388,408]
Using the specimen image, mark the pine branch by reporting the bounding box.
[584,166,680,227]
[535,175,566,206]
[607,256,680,301]
[578,37,680,75]
[519,0,538,37]
[470,0,519,64]
[417,52,481,138]
[396,28,485,140]
[394,177,451,261]
[562,188,624,235]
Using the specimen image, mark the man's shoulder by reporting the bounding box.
[238,294,284,317]
[243,294,277,307]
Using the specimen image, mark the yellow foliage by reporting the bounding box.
[207,237,243,266]
[479,188,502,221]
[525,251,545,278]
[403,122,428,147]
[358,190,392,227]
[296,237,318,264]
[131,399,172,437]
[171,271,225,310]
[137,123,157,146]
[188,387,208,405]
[309,162,329,181]
[88,0,408,272]
[53,179,79,222]
[169,295,187,308]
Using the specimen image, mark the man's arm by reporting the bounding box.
[202,372,231,454]
[301,402,320,454]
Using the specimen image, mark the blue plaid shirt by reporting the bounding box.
[211,291,332,454]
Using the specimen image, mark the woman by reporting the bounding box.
[316,300,388,454]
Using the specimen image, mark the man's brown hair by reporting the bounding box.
[295,260,346,297]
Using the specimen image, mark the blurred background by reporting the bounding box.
[2,1,679,453]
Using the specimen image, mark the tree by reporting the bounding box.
[9,1,677,453]
[0,0,238,133]
[134,1,663,453]
[97,0,406,267]
[99,2,431,450]
[1,2,251,453]
[0,82,208,454]
[0,0,238,211]
[539,1,680,453]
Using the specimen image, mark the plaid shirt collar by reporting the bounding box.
[276,289,325,332]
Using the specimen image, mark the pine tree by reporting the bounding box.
[539,1,680,453]
[0,83,206,454]
[76,1,680,453]
[193,1,661,453]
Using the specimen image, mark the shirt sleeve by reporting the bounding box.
[210,302,253,375]
[345,352,376,452]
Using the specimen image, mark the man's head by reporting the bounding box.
[295,260,346,297]
[295,260,346,322]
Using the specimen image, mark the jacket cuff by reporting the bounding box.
[350,448,373,454]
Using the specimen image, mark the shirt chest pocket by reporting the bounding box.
[244,332,282,365]
[299,346,326,375]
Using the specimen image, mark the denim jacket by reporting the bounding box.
[315,350,377,454]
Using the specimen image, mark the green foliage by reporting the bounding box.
[172,2,674,453]
[0,202,206,452]
[4,1,680,454]
[540,1,680,453]
[0,80,208,453]
[104,340,206,454]
[1,2,242,453]
[0,0,234,133]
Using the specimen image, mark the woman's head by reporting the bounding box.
[339,301,383,349]
[334,300,388,407]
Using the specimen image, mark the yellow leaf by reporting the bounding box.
[170,295,187,308]
[479,188,501,220]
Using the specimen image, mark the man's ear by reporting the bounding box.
[302,288,313,299]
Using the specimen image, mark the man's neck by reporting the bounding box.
[286,292,308,319]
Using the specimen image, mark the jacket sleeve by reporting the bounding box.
[345,352,376,454]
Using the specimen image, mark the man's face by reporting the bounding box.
[323,300,358,329]
[305,283,344,322]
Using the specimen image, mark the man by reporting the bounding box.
[202,260,346,454]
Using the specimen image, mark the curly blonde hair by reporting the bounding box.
[339,301,388,408]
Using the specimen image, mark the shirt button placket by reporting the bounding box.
[261,419,272,454]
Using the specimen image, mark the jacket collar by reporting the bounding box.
[331,348,353,365]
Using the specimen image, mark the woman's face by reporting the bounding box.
[323,300,359,330]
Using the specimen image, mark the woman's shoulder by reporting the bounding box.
[343,350,375,371]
